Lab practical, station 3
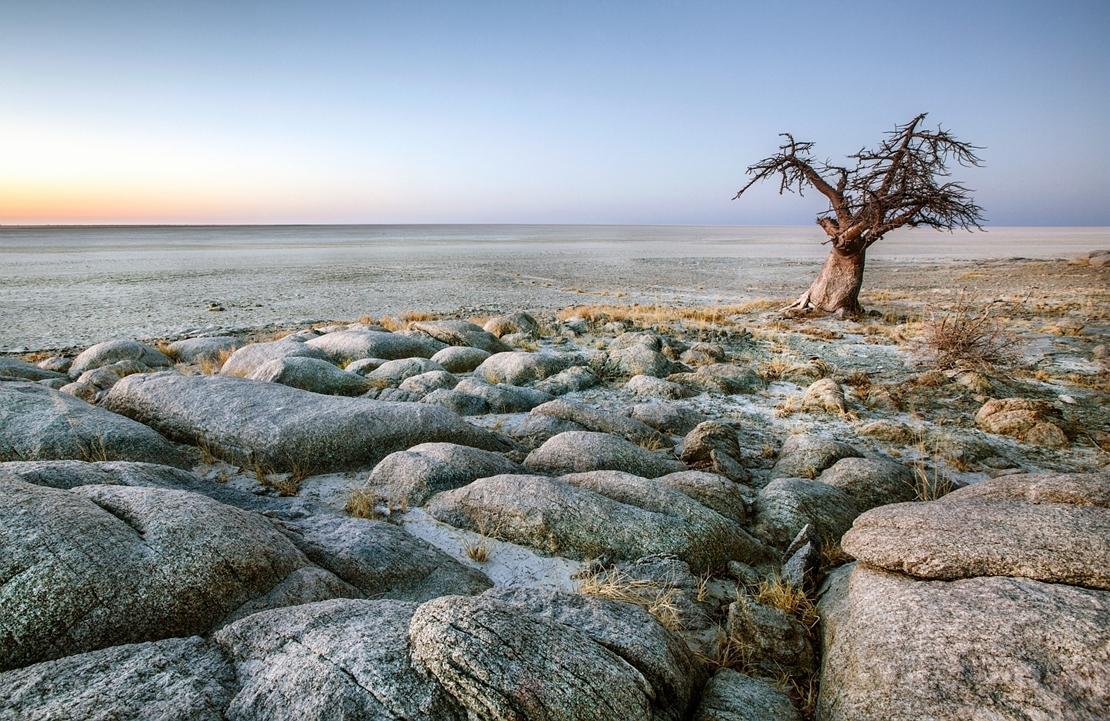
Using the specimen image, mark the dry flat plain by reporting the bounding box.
[1,225,1108,720]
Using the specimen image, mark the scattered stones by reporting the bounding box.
[305,330,437,363]
[751,478,861,549]
[817,563,1110,720]
[475,351,570,385]
[693,668,802,721]
[534,365,601,395]
[103,372,514,473]
[365,442,530,506]
[770,434,862,480]
[976,397,1069,448]
[247,356,372,396]
[431,345,492,373]
[0,357,68,382]
[524,430,686,478]
[533,399,672,448]
[801,377,847,413]
[453,377,554,413]
[166,336,243,364]
[817,456,917,511]
[410,320,511,353]
[69,340,173,377]
[483,311,540,338]
[726,595,815,676]
[624,374,698,399]
[219,339,333,377]
[625,402,708,436]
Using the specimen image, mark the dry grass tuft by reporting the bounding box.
[577,568,683,631]
[555,301,781,330]
[754,574,819,630]
[634,434,669,452]
[916,291,1023,371]
[19,351,54,363]
[345,485,407,519]
[911,434,957,501]
[198,349,234,375]
[458,518,500,563]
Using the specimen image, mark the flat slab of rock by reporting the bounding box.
[215,598,465,721]
[0,459,200,490]
[0,382,189,468]
[939,471,1110,508]
[751,478,861,549]
[69,340,173,376]
[533,399,672,448]
[475,351,569,385]
[841,498,1110,589]
[817,457,917,511]
[246,356,372,396]
[976,397,1069,448]
[305,330,437,363]
[0,357,68,382]
[0,636,236,721]
[0,480,311,671]
[103,372,514,473]
[817,563,1110,720]
[524,431,686,478]
[365,442,530,506]
[219,339,333,377]
[410,320,511,353]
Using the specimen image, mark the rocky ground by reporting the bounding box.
[1,253,1108,720]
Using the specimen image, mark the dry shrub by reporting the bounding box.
[198,349,234,375]
[917,292,1022,371]
[910,434,957,501]
[576,568,683,631]
[345,485,407,519]
[754,575,818,630]
[151,340,175,358]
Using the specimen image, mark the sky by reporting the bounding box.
[1,1,1107,226]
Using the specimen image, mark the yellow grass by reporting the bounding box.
[576,568,683,631]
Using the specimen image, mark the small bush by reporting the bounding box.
[917,292,1022,371]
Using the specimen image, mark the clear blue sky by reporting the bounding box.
[1,0,1107,225]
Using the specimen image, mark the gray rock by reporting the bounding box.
[76,359,151,392]
[655,470,751,526]
[36,356,71,373]
[454,377,554,413]
[475,351,570,385]
[305,330,437,363]
[693,668,802,721]
[410,320,511,353]
[365,357,448,386]
[370,387,423,402]
[625,402,708,436]
[801,377,847,413]
[561,315,589,334]
[36,377,68,390]
[534,365,601,395]
[499,413,588,446]
[219,339,333,377]
[751,478,861,549]
[365,442,529,506]
[166,336,243,363]
[395,328,450,351]
[858,419,914,443]
[726,596,815,676]
[426,473,768,571]
[103,372,515,473]
[0,382,189,468]
[680,421,741,465]
[841,499,1110,589]
[483,311,540,338]
[0,459,201,490]
[69,340,173,377]
[623,374,698,399]
[218,566,362,628]
[343,357,389,375]
[771,434,862,480]
[419,388,491,416]
[592,344,676,379]
[782,525,823,594]
[431,345,491,373]
[58,381,99,402]
[524,431,686,478]
[938,470,1110,507]
[0,480,313,671]
[247,356,372,396]
[215,599,465,721]
[817,563,1110,720]
[0,636,236,721]
[817,456,917,511]
[533,399,672,448]
[410,592,699,721]
[680,342,727,367]
[0,357,68,382]
[696,364,763,393]
[399,370,458,395]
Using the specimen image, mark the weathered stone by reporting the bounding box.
[751,478,861,549]
[218,566,362,628]
[371,387,422,402]
[215,599,465,721]
[36,356,71,373]
[726,596,815,676]
[668,365,762,395]
[69,340,173,377]
[246,356,372,396]
[399,370,458,395]
[430,345,492,373]
[0,357,68,383]
[939,470,1110,508]
[364,357,448,386]
[680,421,741,465]
[817,563,1110,720]
[484,311,540,338]
[816,456,917,511]
[305,330,437,363]
[425,473,767,571]
[841,498,1110,589]
[498,413,588,446]
[0,382,188,468]
[693,668,802,721]
[801,377,847,413]
[0,480,313,671]
[395,328,450,351]
[524,431,686,478]
[365,442,529,506]
[624,374,698,400]
[474,351,569,385]
[0,459,200,490]
[625,402,708,436]
[782,525,822,594]
[770,434,862,480]
[592,334,676,379]
[858,419,914,443]
[219,339,333,377]
[410,591,702,721]
[58,381,99,402]
[343,357,388,375]
[410,320,511,353]
[976,397,1069,448]
[419,388,491,416]
[655,470,751,526]
[0,636,236,721]
[166,336,243,364]
[453,377,553,413]
[533,399,672,448]
[534,365,601,395]
[76,359,150,392]
[680,342,727,366]
[103,372,514,473]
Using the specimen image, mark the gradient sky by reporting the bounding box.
[1,1,1107,226]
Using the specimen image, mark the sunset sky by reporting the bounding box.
[2,1,1107,226]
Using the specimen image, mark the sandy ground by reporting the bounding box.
[0,225,1105,352]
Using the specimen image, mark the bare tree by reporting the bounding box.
[734,113,985,315]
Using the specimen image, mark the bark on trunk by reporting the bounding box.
[786,246,866,315]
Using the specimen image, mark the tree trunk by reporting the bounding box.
[786,245,866,315]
